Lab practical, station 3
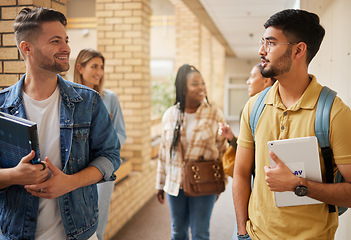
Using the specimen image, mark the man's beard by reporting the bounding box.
[261,47,292,78]
[36,48,70,73]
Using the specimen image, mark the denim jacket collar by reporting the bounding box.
[2,74,84,112]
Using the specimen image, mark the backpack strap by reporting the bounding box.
[315,86,337,213]
[249,87,271,141]
[315,86,336,148]
[249,87,271,178]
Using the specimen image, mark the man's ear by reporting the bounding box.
[294,42,307,60]
[19,41,31,56]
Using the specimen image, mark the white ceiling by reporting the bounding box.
[199,0,299,59]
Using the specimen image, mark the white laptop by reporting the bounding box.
[267,136,323,207]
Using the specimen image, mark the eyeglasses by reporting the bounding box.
[259,38,292,53]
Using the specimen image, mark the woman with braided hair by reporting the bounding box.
[156,64,228,240]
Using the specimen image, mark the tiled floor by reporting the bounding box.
[112,178,236,240]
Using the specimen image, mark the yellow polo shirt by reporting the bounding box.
[237,75,351,240]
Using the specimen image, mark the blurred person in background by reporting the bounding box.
[246,63,276,98]
[74,48,126,240]
[219,63,276,177]
[156,64,227,240]
[219,63,276,240]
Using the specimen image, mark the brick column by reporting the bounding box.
[200,25,213,100]
[170,0,201,69]
[96,0,151,171]
[169,0,226,108]
[211,38,226,110]
[0,0,66,89]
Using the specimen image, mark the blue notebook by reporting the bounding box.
[0,112,41,168]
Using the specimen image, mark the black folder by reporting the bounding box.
[0,112,41,168]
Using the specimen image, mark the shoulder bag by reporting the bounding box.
[180,140,225,197]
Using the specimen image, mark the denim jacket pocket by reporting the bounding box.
[69,127,90,165]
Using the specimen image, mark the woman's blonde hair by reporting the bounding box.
[74,48,105,96]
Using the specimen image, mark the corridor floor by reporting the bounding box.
[111,178,236,240]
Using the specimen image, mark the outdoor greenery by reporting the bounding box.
[151,77,175,117]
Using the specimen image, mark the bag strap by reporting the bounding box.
[249,87,271,141]
[248,87,271,178]
[315,86,337,213]
[315,86,336,148]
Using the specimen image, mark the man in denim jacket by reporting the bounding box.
[0,7,120,240]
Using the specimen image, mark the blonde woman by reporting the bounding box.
[74,48,126,240]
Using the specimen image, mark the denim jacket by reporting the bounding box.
[0,75,121,240]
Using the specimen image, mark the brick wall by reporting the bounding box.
[169,0,226,109]
[95,0,155,238]
[0,0,66,89]
[200,25,213,101]
[96,0,151,172]
[211,37,226,110]
[171,0,201,69]
[104,162,157,239]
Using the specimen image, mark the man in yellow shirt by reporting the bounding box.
[233,9,351,240]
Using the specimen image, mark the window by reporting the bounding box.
[224,75,249,121]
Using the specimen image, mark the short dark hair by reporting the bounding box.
[13,7,67,53]
[264,9,325,64]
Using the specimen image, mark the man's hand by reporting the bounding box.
[264,151,299,192]
[25,157,74,199]
[156,190,165,204]
[11,150,49,185]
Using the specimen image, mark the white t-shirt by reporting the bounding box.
[185,112,196,149]
[22,86,65,240]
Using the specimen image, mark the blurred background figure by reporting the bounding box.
[156,64,227,240]
[219,63,276,177]
[219,63,276,149]
[247,63,276,97]
[219,63,276,240]
[74,48,126,240]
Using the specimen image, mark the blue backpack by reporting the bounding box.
[249,86,347,216]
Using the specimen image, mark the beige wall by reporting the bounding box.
[301,0,351,238]
[303,0,351,106]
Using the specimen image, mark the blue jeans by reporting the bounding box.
[167,189,217,240]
